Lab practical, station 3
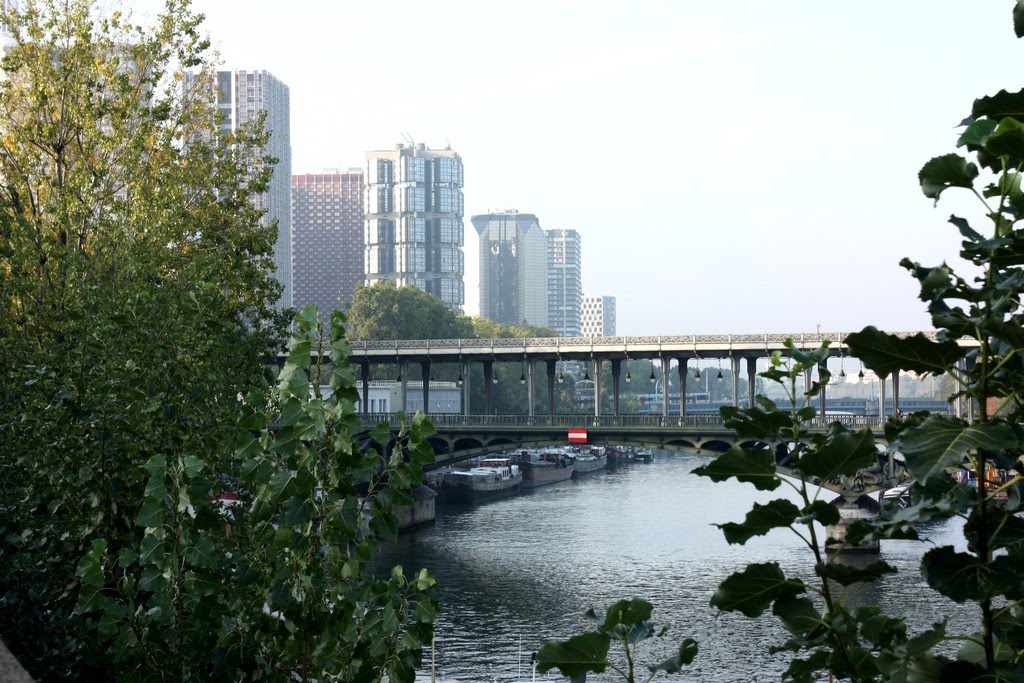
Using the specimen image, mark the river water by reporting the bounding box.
[373,452,973,682]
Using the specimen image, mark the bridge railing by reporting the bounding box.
[358,413,886,431]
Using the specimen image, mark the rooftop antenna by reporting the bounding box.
[402,131,414,147]
[444,136,451,150]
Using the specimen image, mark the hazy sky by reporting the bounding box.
[137,1,1022,335]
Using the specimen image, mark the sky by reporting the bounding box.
[134,1,1024,335]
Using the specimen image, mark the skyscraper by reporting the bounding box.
[210,70,292,309]
[291,169,365,324]
[364,143,464,310]
[545,229,582,337]
[472,211,549,328]
[581,296,616,337]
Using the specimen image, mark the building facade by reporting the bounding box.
[472,211,549,328]
[364,143,465,310]
[544,229,582,337]
[581,295,616,337]
[213,70,292,309]
[291,169,365,324]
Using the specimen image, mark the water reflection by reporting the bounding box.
[374,453,975,681]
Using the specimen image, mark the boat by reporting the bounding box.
[441,458,522,503]
[880,483,911,510]
[569,447,607,476]
[514,450,574,488]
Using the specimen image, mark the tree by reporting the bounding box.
[540,4,1024,681]
[0,0,287,677]
[347,281,473,341]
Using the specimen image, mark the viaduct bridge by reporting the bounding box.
[341,330,976,425]
[325,330,976,551]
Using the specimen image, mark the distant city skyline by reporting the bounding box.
[136,1,1024,335]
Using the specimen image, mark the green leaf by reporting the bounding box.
[922,546,1018,603]
[983,117,1024,166]
[720,405,793,439]
[973,88,1024,123]
[718,499,800,545]
[649,638,698,673]
[597,598,652,633]
[816,559,897,586]
[797,500,841,527]
[899,415,1017,483]
[535,632,611,677]
[772,595,823,637]
[845,327,965,379]
[796,428,878,481]
[1015,1,1024,38]
[692,445,781,491]
[711,562,804,617]
[957,118,998,148]
[918,153,978,203]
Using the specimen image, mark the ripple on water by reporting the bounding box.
[375,453,977,682]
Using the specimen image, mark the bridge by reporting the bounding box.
[338,330,976,423]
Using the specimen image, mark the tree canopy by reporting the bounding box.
[346,281,473,340]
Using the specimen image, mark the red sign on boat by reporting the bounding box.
[568,429,587,444]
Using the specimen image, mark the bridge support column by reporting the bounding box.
[678,357,688,418]
[528,359,535,417]
[825,495,880,554]
[731,356,740,407]
[484,361,494,416]
[611,359,621,417]
[546,360,556,420]
[661,357,670,418]
[462,359,471,416]
[593,358,601,418]
[398,361,407,413]
[818,360,827,425]
[878,374,887,418]
[746,357,757,408]
[892,372,900,415]
[422,361,431,415]
[360,362,370,416]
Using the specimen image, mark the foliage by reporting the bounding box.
[536,599,697,683]
[540,5,1024,681]
[0,0,286,677]
[0,2,436,680]
[346,281,474,341]
[67,308,438,681]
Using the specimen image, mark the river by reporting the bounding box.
[373,451,973,682]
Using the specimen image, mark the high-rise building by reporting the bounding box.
[210,70,292,309]
[364,143,464,310]
[291,169,365,324]
[581,295,616,337]
[545,229,582,337]
[472,211,548,328]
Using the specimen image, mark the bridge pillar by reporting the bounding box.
[660,357,670,418]
[462,359,471,416]
[878,374,887,418]
[892,372,900,415]
[546,360,556,419]
[611,359,621,417]
[730,356,740,407]
[818,360,827,425]
[746,357,757,408]
[360,362,370,416]
[398,361,407,413]
[528,359,536,417]
[484,361,494,416]
[678,357,688,418]
[825,495,880,554]
[422,361,431,415]
[592,358,601,417]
